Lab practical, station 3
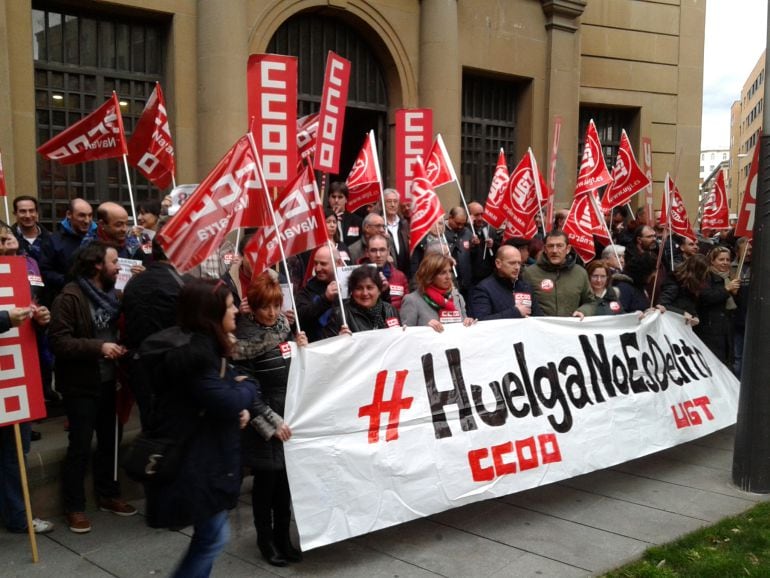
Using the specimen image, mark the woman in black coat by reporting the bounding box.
[232,272,307,567]
[324,265,401,336]
[144,278,256,578]
[696,246,740,365]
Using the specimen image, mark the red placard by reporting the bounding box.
[395,109,433,200]
[247,54,298,186]
[314,51,351,174]
[0,257,46,426]
[735,135,760,239]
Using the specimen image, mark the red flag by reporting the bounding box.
[345,131,383,212]
[408,157,445,254]
[660,174,696,241]
[314,51,351,174]
[563,192,604,262]
[297,113,318,164]
[127,83,175,189]
[735,134,760,239]
[701,169,729,231]
[641,137,654,225]
[500,149,549,238]
[483,148,509,229]
[575,119,612,196]
[0,149,7,197]
[244,164,329,275]
[247,54,298,186]
[158,135,270,272]
[502,215,537,243]
[395,109,433,200]
[37,92,127,165]
[425,134,456,189]
[601,130,650,210]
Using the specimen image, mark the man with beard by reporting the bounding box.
[522,230,595,318]
[296,244,344,342]
[626,225,657,261]
[94,202,147,270]
[49,242,135,534]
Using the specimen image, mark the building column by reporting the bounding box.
[197,0,248,175]
[419,0,461,191]
[541,0,586,206]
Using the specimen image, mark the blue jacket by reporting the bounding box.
[39,219,96,302]
[471,274,543,321]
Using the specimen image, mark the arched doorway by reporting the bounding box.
[267,12,388,186]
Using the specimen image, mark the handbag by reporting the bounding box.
[121,433,186,484]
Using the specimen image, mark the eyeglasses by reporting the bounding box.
[590,275,608,280]
[369,223,386,230]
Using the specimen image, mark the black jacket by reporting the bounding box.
[144,331,256,529]
[296,276,335,343]
[471,274,543,321]
[324,300,401,336]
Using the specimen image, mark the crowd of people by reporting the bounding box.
[0,185,750,576]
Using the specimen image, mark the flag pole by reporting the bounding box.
[528,148,548,242]
[14,423,39,563]
[121,155,138,226]
[246,133,301,333]
[438,135,476,237]
[666,176,675,272]
[369,130,387,217]
[327,240,348,328]
[2,196,9,224]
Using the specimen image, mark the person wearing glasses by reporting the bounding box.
[586,260,623,315]
[359,234,409,310]
[347,212,397,265]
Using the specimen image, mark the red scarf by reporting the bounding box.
[423,285,456,313]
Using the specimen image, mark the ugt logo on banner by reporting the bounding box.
[0,257,46,426]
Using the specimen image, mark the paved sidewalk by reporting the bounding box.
[4,425,766,577]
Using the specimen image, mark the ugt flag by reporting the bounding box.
[483,148,509,229]
[600,130,650,210]
[701,169,729,231]
[407,157,444,254]
[575,119,612,196]
[660,174,696,242]
[345,130,383,212]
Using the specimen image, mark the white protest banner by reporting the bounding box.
[116,257,142,291]
[284,312,740,550]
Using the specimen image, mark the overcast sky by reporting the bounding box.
[701,0,767,149]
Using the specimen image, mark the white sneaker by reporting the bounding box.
[31,518,54,534]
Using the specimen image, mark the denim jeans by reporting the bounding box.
[172,510,230,578]
[0,423,31,531]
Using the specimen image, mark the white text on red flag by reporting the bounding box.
[158,135,269,272]
[395,109,433,200]
[575,119,612,196]
[408,157,445,254]
[701,169,729,231]
[735,133,760,239]
[314,51,351,174]
[127,83,175,189]
[346,130,383,212]
[601,130,650,210]
[245,165,329,275]
[483,148,508,229]
[37,93,127,165]
[247,54,298,186]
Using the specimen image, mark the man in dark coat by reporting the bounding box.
[49,242,135,533]
[296,244,342,342]
[471,245,543,320]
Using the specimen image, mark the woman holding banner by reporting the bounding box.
[231,272,307,567]
[698,246,740,365]
[324,265,401,336]
[400,252,475,331]
[585,260,623,315]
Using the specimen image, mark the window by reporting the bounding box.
[578,106,637,179]
[461,73,521,202]
[33,7,167,227]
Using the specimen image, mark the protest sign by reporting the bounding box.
[284,312,740,550]
[0,257,45,426]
